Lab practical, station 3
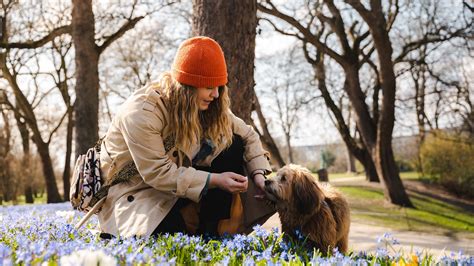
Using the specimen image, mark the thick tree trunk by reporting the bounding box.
[192,0,257,123]
[360,149,379,182]
[72,0,99,158]
[62,109,73,201]
[345,59,411,204]
[253,97,286,167]
[348,1,413,207]
[375,35,412,205]
[313,53,379,182]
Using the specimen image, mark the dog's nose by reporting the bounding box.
[264,179,271,186]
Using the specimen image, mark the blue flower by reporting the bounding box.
[375,247,389,258]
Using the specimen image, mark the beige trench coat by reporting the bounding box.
[98,83,274,237]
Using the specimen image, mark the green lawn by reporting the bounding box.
[338,185,474,237]
[329,172,364,179]
[275,170,473,236]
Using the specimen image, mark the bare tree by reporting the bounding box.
[72,0,164,157]
[257,47,318,163]
[311,49,380,182]
[0,1,67,202]
[250,97,286,168]
[1,1,172,201]
[394,1,473,171]
[49,37,74,201]
[1,87,35,203]
[258,0,470,206]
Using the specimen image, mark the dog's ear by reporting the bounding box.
[291,172,321,215]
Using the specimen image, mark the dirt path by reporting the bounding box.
[261,213,474,256]
[260,176,474,256]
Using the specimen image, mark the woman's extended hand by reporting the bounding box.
[253,174,266,200]
[209,172,248,194]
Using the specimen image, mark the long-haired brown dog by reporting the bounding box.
[264,164,350,253]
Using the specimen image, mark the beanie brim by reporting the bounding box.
[172,68,228,88]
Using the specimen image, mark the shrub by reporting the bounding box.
[320,149,336,169]
[420,132,474,198]
[395,158,415,172]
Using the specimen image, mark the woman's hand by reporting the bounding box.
[209,172,248,194]
[253,174,266,200]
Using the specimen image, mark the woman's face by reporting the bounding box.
[196,87,219,111]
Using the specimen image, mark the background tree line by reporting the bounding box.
[0,0,471,205]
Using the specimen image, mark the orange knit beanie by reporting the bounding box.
[171,36,228,88]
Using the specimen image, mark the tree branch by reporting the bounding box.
[322,0,351,54]
[97,16,145,54]
[47,106,70,144]
[345,0,374,22]
[394,26,471,63]
[0,25,71,49]
[258,1,346,66]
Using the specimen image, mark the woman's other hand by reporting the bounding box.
[209,172,248,194]
[253,174,266,200]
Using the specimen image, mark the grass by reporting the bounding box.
[0,194,46,206]
[327,171,421,181]
[329,172,364,179]
[337,185,474,237]
[271,170,472,237]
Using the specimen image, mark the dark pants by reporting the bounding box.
[152,135,245,236]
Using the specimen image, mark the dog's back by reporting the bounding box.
[322,184,350,252]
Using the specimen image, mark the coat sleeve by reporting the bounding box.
[230,112,272,175]
[119,107,208,202]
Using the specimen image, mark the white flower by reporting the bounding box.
[60,250,116,266]
[55,210,76,223]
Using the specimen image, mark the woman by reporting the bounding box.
[98,36,274,237]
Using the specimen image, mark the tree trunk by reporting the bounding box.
[0,52,62,203]
[72,0,99,158]
[359,149,379,182]
[33,138,62,203]
[0,107,12,202]
[14,111,34,203]
[411,48,428,176]
[346,147,356,173]
[192,0,257,123]
[348,1,413,207]
[252,97,285,167]
[284,132,294,163]
[312,53,379,182]
[62,108,73,201]
[24,186,34,204]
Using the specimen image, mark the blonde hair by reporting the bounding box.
[156,72,233,152]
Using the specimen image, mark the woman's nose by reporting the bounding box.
[211,87,219,98]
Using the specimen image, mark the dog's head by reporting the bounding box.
[264,164,325,216]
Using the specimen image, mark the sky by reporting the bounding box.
[2,0,472,163]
